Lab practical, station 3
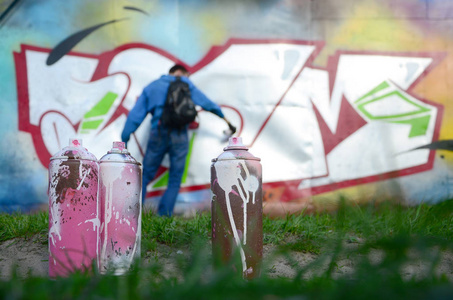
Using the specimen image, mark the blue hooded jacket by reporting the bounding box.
[121,75,224,143]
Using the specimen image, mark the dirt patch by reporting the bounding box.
[0,237,48,278]
[1,237,453,280]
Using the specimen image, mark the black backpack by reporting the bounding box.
[161,77,197,129]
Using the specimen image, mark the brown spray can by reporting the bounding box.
[211,136,263,279]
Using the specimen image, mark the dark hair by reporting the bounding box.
[169,64,189,74]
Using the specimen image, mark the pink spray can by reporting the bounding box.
[99,141,142,275]
[48,138,100,277]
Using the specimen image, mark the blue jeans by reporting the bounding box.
[142,127,188,216]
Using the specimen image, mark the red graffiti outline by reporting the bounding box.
[14,40,444,201]
[264,49,445,201]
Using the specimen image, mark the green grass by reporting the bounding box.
[141,211,211,251]
[0,211,47,242]
[1,199,453,299]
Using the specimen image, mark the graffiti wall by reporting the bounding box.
[1,0,453,213]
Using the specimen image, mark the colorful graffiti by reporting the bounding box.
[2,0,453,212]
[13,38,444,207]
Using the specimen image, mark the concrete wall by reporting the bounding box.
[1,0,453,213]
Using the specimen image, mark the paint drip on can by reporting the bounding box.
[211,136,263,279]
[99,141,142,275]
[48,138,100,277]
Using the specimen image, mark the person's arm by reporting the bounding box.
[191,87,224,118]
[121,92,149,144]
[191,87,236,134]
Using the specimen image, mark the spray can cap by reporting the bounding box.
[70,138,82,147]
[99,141,141,165]
[50,138,98,161]
[223,137,248,151]
[213,136,260,162]
[108,141,127,154]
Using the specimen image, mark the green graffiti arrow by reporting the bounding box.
[79,91,118,134]
[391,115,431,137]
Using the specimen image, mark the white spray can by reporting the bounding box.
[99,141,142,275]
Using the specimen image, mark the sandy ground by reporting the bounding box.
[1,235,453,281]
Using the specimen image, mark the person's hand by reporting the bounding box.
[228,122,236,134]
[222,117,237,139]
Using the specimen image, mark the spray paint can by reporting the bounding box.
[99,141,142,275]
[211,136,263,279]
[48,138,100,277]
